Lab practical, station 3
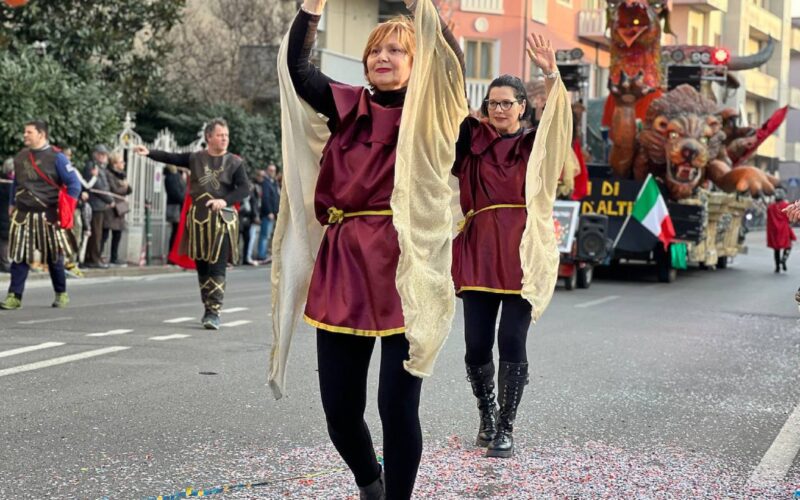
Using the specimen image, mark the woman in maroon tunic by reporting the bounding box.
[287,0,462,498]
[767,189,796,273]
[452,35,559,459]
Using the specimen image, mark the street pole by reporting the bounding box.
[522,0,529,80]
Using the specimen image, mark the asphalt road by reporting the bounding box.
[1,230,799,498]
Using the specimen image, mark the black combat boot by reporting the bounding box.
[358,468,385,500]
[486,361,529,458]
[466,361,498,447]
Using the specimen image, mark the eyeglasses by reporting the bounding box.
[485,99,520,111]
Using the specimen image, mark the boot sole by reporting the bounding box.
[485,448,513,458]
[475,437,493,447]
[203,322,220,330]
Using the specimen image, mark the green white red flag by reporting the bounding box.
[630,174,675,249]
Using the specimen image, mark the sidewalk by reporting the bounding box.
[0,263,187,283]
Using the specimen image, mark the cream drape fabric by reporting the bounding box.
[520,78,572,321]
[391,0,468,378]
[269,0,467,398]
[268,35,330,400]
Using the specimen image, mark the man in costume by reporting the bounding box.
[133,119,251,329]
[1,120,81,310]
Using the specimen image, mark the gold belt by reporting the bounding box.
[327,206,393,225]
[457,204,526,232]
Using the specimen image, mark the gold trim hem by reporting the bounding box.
[457,286,523,295]
[303,314,405,337]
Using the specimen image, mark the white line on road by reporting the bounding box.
[86,329,133,337]
[18,317,73,325]
[163,317,194,324]
[221,307,249,313]
[574,295,621,309]
[149,334,192,341]
[221,320,252,328]
[0,346,130,377]
[749,401,800,485]
[0,342,65,359]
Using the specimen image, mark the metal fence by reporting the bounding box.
[114,113,203,265]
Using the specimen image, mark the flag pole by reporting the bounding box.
[612,174,651,248]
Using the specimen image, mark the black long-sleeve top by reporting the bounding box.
[287,8,465,132]
[147,151,250,207]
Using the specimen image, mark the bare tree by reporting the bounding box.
[166,0,295,105]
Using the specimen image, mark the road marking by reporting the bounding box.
[221,307,249,313]
[0,346,130,378]
[0,342,65,359]
[18,317,72,325]
[221,320,252,328]
[163,317,194,324]
[149,334,192,341]
[749,401,800,485]
[86,329,133,337]
[574,295,620,309]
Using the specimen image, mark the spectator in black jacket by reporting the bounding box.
[257,163,280,262]
[163,164,186,264]
[0,158,13,272]
[83,145,115,268]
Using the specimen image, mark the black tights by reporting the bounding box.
[462,291,532,366]
[775,248,791,270]
[317,330,422,500]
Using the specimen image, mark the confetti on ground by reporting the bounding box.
[135,437,799,499]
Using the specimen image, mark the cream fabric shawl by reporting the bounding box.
[269,0,468,399]
[520,77,573,321]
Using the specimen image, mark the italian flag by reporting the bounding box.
[631,175,675,249]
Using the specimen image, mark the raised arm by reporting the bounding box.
[288,1,337,122]
[133,145,191,167]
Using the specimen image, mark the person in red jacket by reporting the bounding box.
[767,189,796,273]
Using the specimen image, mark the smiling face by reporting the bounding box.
[486,86,526,135]
[362,18,415,92]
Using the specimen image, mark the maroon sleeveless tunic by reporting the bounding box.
[452,118,535,295]
[303,84,405,336]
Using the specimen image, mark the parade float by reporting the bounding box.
[566,0,786,283]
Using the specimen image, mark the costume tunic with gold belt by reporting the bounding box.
[9,147,79,264]
[147,149,250,314]
[452,117,536,295]
[302,84,405,337]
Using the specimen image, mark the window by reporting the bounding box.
[379,0,407,22]
[460,0,504,14]
[532,0,548,23]
[583,0,601,9]
[556,0,573,7]
[465,39,495,80]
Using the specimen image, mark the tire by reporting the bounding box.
[655,245,676,283]
[717,256,728,269]
[577,265,593,289]
[564,271,577,290]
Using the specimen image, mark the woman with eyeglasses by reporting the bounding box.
[452,34,564,458]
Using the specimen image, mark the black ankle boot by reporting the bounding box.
[358,468,385,500]
[486,361,529,458]
[466,361,498,447]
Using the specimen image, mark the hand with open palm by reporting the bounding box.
[526,33,557,76]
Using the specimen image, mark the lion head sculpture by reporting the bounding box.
[638,85,726,199]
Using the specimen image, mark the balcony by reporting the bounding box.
[792,87,800,110]
[466,79,490,111]
[748,3,782,40]
[460,0,503,15]
[577,9,608,46]
[318,49,364,87]
[671,0,727,13]
[787,142,800,163]
[743,69,779,101]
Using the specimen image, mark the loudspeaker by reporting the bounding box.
[576,214,610,262]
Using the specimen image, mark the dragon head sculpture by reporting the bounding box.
[639,85,725,199]
[606,0,672,49]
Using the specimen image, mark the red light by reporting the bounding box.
[712,48,730,65]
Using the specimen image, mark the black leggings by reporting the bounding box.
[317,330,422,500]
[462,291,532,365]
[775,248,791,268]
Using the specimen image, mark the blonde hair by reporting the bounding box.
[109,152,124,165]
[362,16,416,83]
